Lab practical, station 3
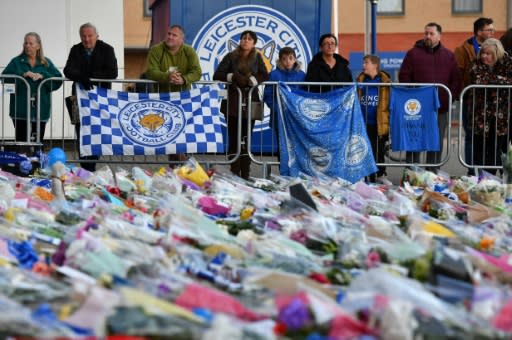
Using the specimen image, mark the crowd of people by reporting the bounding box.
[1,17,512,181]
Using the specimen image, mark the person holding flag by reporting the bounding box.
[64,22,118,172]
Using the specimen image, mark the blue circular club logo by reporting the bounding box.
[192,5,312,80]
[118,100,186,147]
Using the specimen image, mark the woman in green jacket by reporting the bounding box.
[2,32,62,143]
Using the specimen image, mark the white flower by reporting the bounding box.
[236,230,258,244]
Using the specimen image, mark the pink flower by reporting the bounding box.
[365,251,381,269]
[290,229,308,244]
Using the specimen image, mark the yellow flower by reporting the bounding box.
[240,207,255,220]
[480,236,495,251]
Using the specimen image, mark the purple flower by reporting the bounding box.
[278,298,311,331]
[266,219,281,230]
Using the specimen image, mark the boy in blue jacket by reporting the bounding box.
[264,47,306,165]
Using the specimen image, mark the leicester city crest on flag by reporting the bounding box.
[277,83,377,183]
[76,85,225,156]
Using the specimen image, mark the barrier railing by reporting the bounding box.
[248,81,453,178]
[0,75,464,179]
[0,75,37,149]
[458,84,512,174]
[36,78,240,169]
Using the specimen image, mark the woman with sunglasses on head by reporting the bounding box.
[213,30,269,180]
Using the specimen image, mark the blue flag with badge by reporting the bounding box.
[277,83,377,183]
[76,85,225,156]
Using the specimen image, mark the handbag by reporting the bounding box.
[65,95,80,124]
[250,101,264,121]
[249,87,264,121]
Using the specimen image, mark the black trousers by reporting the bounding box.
[472,133,507,175]
[13,119,46,144]
[75,123,99,172]
[227,114,254,179]
[366,124,387,181]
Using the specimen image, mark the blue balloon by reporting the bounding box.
[47,148,67,167]
[19,159,33,175]
[192,307,213,323]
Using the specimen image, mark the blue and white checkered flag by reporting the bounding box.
[76,85,225,156]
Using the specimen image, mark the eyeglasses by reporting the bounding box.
[481,28,496,33]
[322,43,337,47]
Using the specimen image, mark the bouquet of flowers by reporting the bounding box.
[470,177,504,207]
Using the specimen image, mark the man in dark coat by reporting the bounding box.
[64,22,118,172]
[399,22,461,170]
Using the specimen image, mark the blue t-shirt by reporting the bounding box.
[390,86,440,151]
[359,75,380,125]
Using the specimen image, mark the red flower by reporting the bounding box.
[309,272,331,284]
[273,321,287,335]
[106,186,121,196]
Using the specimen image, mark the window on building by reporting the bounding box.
[143,0,152,18]
[452,0,482,14]
[377,0,404,16]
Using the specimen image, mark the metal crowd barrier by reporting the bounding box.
[1,75,462,178]
[0,75,38,150]
[35,78,240,170]
[458,84,512,174]
[248,81,453,178]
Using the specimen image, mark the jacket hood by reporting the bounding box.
[413,39,443,53]
[276,59,303,72]
[356,70,392,83]
[312,51,349,65]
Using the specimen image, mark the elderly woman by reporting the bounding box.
[213,30,269,180]
[469,38,512,172]
[305,33,353,92]
[2,32,62,144]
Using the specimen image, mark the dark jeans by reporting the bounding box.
[462,102,475,175]
[405,111,447,171]
[13,119,46,143]
[473,133,507,175]
[271,111,281,162]
[75,124,98,172]
[366,124,387,181]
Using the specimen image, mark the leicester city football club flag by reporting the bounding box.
[277,83,377,183]
[76,85,225,156]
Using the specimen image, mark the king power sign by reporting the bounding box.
[192,5,313,79]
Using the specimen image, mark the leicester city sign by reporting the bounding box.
[192,5,312,80]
